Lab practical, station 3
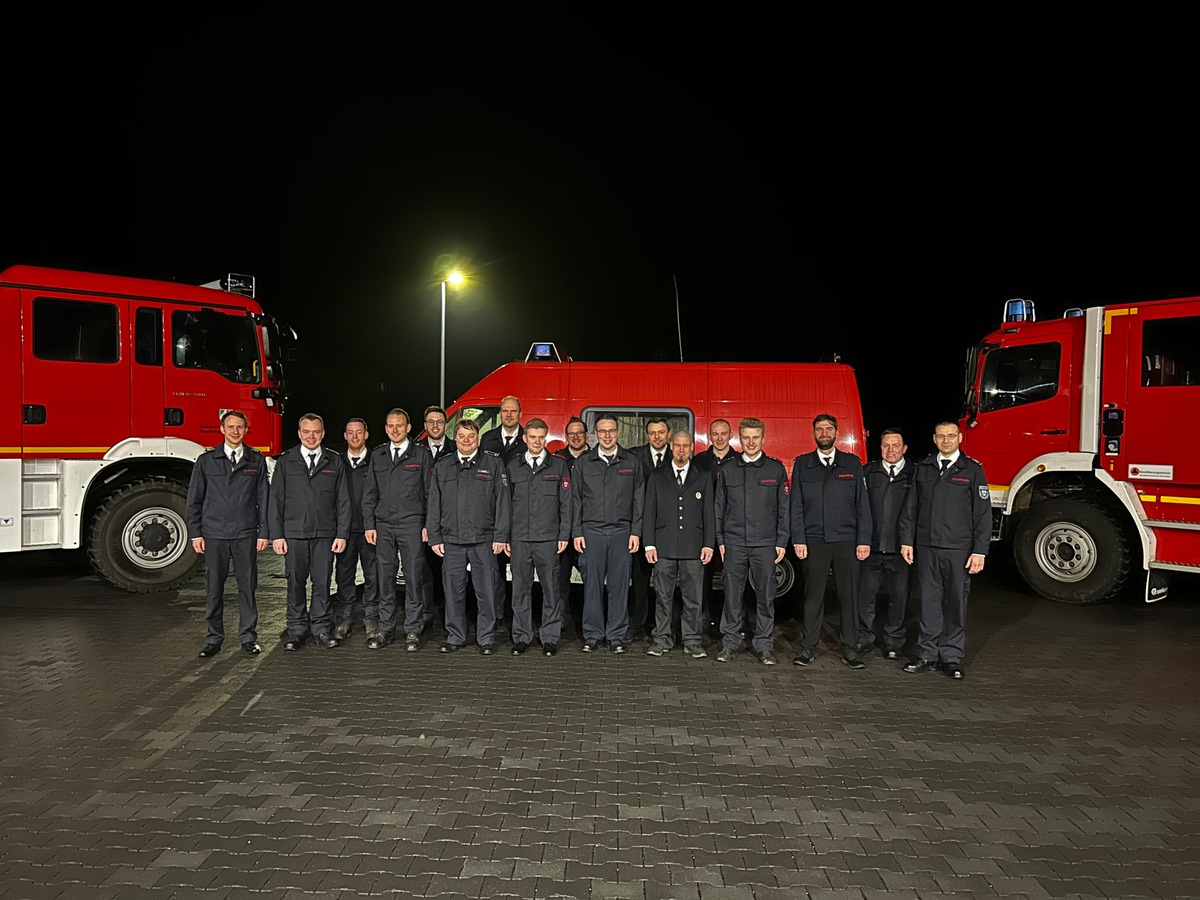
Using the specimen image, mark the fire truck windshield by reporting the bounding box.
[171,309,262,384]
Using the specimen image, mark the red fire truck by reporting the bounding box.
[435,342,867,597]
[959,296,1200,604]
[0,265,294,592]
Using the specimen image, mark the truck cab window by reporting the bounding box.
[33,297,119,363]
[135,307,162,366]
[1142,316,1200,387]
[171,309,261,384]
[979,343,1060,412]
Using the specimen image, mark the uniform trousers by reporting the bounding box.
[914,546,970,663]
[374,522,426,637]
[203,537,259,646]
[652,557,703,649]
[284,537,335,641]
[719,544,777,653]
[798,538,859,656]
[334,531,378,631]
[581,527,633,643]
[858,551,910,652]
[510,540,563,646]
[442,542,498,647]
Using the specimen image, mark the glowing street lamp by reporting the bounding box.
[440,271,464,409]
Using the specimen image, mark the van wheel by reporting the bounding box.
[87,477,200,593]
[1013,498,1132,604]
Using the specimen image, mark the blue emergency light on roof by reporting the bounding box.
[527,342,563,362]
[1003,298,1036,323]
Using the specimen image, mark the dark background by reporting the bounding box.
[7,19,1199,459]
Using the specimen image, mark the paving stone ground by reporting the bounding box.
[2,551,1199,900]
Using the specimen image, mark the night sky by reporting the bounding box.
[7,21,1199,458]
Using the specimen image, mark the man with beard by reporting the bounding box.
[789,413,873,670]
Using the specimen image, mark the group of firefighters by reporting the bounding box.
[186,395,990,680]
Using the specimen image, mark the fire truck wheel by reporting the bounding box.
[87,477,200,593]
[775,557,797,597]
[1013,498,1132,604]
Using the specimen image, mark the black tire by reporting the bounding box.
[87,477,200,593]
[1012,498,1133,604]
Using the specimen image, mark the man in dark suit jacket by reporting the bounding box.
[630,417,671,640]
[479,395,524,631]
[332,417,377,642]
[642,429,715,659]
[269,413,351,651]
[186,410,270,658]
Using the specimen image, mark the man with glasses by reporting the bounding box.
[898,421,990,681]
[571,413,644,653]
[554,416,590,635]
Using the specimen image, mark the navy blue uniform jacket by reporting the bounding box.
[269,446,351,541]
[186,445,269,540]
[898,454,991,554]
[506,454,573,543]
[715,454,790,548]
[643,464,715,558]
[789,449,872,545]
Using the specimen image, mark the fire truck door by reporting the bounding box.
[21,291,132,457]
[1112,302,1200,515]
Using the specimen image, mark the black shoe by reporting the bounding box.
[792,652,814,667]
[313,633,339,649]
[440,642,461,653]
[883,649,901,660]
[942,661,965,680]
[581,640,598,653]
[241,642,261,655]
[611,642,627,654]
[543,643,557,657]
[511,642,529,655]
[843,655,866,670]
[283,638,302,652]
[198,643,221,659]
[405,633,420,652]
[904,657,937,674]
[367,632,393,650]
[479,644,495,655]
[333,623,352,641]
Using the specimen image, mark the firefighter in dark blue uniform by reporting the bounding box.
[480,395,524,632]
[571,412,644,653]
[270,413,351,651]
[860,428,914,659]
[899,420,991,681]
[332,417,377,642]
[504,418,572,656]
[790,413,873,669]
[427,418,512,654]
[713,417,790,664]
[362,408,432,651]
[187,410,270,657]
[553,416,590,634]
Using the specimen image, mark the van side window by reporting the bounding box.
[581,408,693,447]
[979,343,1060,412]
[1142,316,1200,387]
[32,297,119,363]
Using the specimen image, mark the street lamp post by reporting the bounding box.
[439,272,463,410]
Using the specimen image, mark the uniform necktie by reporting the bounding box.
[676,469,684,486]
[603,454,614,465]
[307,452,317,473]
[229,450,238,468]
[824,456,832,467]
[655,452,663,468]
[504,435,512,449]
[531,456,540,472]
[940,458,951,475]
[888,465,896,479]
[393,447,402,463]
[461,456,471,468]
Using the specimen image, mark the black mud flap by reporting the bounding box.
[1144,569,1171,604]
